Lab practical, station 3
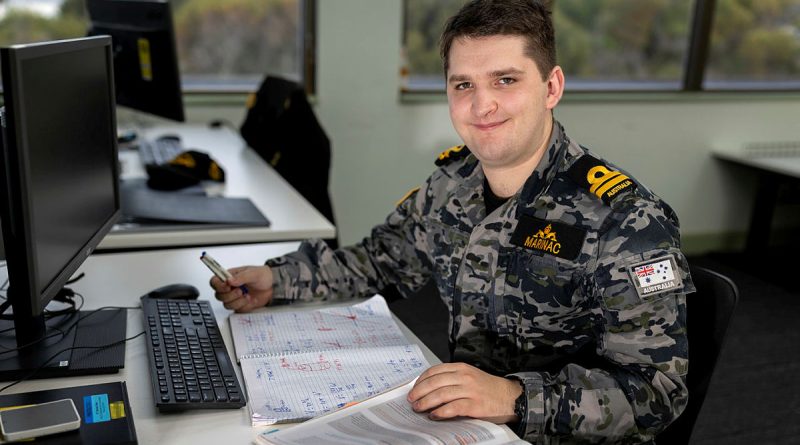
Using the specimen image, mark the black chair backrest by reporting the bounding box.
[657,265,739,444]
[240,76,338,248]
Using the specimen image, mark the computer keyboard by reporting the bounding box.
[137,136,184,166]
[141,296,246,412]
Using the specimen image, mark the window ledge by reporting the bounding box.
[399,89,800,105]
[183,92,251,107]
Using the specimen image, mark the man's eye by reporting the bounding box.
[498,77,516,85]
[454,82,472,90]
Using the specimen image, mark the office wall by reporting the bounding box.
[189,0,800,253]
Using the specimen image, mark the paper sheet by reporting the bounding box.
[241,344,429,425]
[230,295,409,359]
[257,381,529,445]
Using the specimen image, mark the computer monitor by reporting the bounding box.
[86,0,185,122]
[0,36,127,381]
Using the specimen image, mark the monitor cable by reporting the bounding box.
[0,327,145,393]
[0,302,144,393]
[0,270,84,320]
[0,299,138,354]
[0,288,81,324]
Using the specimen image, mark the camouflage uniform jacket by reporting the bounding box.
[266,120,694,444]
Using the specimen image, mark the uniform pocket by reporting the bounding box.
[423,219,468,294]
[503,248,586,333]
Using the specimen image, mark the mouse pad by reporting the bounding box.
[120,181,270,226]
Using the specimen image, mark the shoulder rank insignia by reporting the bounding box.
[395,186,420,207]
[567,155,637,205]
[435,145,470,166]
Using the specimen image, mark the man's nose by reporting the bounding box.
[472,87,498,117]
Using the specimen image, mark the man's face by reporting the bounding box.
[446,35,561,170]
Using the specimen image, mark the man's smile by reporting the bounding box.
[472,119,509,131]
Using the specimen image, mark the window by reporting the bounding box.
[552,0,693,90]
[0,0,314,92]
[402,0,800,92]
[705,0,800,90]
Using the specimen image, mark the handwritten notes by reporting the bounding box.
[230,296,410,359]
[229,296,432,425]
[240,344,428,425]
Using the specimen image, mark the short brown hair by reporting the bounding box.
[439,0,556,80]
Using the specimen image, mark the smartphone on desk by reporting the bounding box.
[0,398,81,442]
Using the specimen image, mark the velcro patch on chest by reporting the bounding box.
[568,155,637,205]
[510,215,586,260]
[628,255,683,298]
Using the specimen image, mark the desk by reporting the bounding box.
[99,125,336,250]
[712,149,800,252]
[0,243,440,444]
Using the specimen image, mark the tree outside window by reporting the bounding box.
[402,0,800,92]
[705,0,800,89]
[0,0,308,92]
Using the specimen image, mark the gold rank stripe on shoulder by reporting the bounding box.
[434,145,469,166]
[587,165,632,200]
[437,145,463,163]
[395,186,420,207]
[567,155,637,205]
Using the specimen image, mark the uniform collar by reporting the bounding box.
[448,119,569,228]
[516,119,569,213]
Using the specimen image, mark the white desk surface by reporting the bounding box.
[712,149,800,179]
[99,125,336,250]
[0,243,440,444]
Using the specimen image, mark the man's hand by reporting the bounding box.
[407,363,523,424]
[210,265,274,312]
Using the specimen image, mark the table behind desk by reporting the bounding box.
[100,125,335,251]
[0,243,440,444]
[712,149,800,252]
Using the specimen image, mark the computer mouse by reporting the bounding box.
[117,130,138,144]
[156,134,181,143]
[144,283,200,300]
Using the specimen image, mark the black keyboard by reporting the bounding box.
[137,137,184,166]
[141,296,246,412]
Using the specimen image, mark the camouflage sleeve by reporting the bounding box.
[266,186,433,302]
[509,197,694,443]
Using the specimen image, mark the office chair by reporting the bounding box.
[240,76,338,248]
[657,265,739,444]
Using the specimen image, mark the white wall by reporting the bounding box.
[189,0,800,252]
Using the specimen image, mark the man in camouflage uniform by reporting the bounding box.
[212,0,694,443]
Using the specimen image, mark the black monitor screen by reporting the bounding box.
[22,48,118,293]
[87,0,185,122]
[0,37,127,380]
[0,36,120,322]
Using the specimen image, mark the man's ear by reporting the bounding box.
[545,66,565,110]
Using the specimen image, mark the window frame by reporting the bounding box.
[400,0,800,96]
[180,0,317,96]
[0,0,317,96]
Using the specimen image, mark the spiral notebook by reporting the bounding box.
[228,296,430,426]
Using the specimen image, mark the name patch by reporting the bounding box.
[628,255,683,298]
[510,215,585,260]
[568,155,637,204]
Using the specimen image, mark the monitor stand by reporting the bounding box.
[0,308,127,382]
